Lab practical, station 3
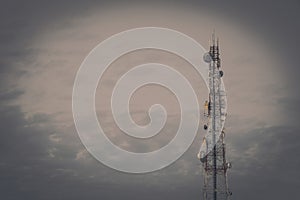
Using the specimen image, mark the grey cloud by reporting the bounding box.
[1,103,299,200]
[1,0,300,200]
[228,125,300,200]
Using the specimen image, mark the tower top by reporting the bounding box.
[209,31,220,61]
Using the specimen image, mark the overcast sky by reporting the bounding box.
[0,0,300,200]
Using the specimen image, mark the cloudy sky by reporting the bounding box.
[1,0,300,199]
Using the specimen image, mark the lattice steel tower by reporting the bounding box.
[198,33,232,200]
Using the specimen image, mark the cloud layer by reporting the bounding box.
[0,0,299,199]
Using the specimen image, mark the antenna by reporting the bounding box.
[212,29,216,46]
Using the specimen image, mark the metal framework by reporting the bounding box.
[198,33,232,200]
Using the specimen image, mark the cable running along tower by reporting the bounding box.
[198,33,232,200]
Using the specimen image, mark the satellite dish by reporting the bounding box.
[203,52,212,63]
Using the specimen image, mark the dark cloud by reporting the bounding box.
[1,104,299,200]
[228,126,300,199]
[0,103,202,200]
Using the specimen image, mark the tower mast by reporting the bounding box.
[198,33,232,200]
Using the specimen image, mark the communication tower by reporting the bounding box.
[198,33,232,200]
